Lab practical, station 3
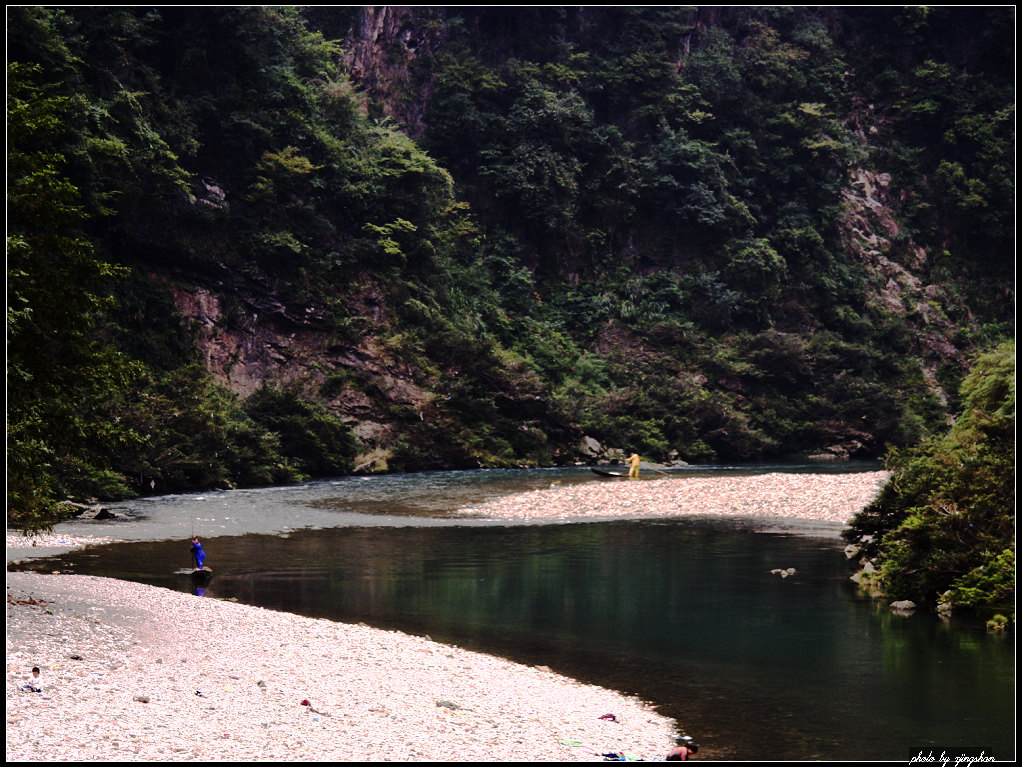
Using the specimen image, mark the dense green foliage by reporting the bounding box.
[7,8,360,527]
[6,7,1014,533]
[411,5,1012,460]
[843,341,1015,611]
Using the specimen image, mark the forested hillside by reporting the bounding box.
[7,7,1014,532]
[843,339,1014,613]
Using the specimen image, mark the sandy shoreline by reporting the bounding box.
[7,471,889,761]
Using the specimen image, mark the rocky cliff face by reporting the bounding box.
[341,6,447,137]
[838,160,963,419]
[165,269,436,469]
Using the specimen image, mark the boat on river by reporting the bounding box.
[590,467,628,478]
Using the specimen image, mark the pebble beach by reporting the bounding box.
[455,470,890,526]
[7,470,889,762]
[6,573,675,762]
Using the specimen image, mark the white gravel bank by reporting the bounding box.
[454,471,889,525]
[6,532,118,565]
[6,573,677,762]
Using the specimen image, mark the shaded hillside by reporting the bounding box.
[6,6,1014,529]
[336,6,1013,461]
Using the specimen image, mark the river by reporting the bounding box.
[8,465,1015,761]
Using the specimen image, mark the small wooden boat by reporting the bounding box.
[189,567,213,581]
[590,467,627,478]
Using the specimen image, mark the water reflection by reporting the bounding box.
[16,518,1014,761]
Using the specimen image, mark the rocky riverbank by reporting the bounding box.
[6,573,677,762]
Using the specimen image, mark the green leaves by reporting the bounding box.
[363,218,419,266]
[248,146,323,207]
[476,80,596,241]
[844,341,1015,609]
[7,55,144,529]
[721,238,788,324]
[243,385,358,476]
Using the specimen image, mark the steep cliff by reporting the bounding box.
[164,5,1008,465]
[340,6,448,137]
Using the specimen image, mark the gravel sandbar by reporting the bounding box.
[455,470,889,525]
[6,573,677,762]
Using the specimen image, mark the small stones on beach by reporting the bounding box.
[7,532,114,556]
[453,471,889,526]
[7,571,678,762]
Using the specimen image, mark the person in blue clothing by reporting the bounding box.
[190,537,207,570]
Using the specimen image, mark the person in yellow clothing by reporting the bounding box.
[627,452,641,478]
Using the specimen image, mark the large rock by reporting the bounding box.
[56,501,117,520]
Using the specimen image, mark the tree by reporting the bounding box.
[243,385,359,476]
[7,59,142,528]
[844,340,1015,611]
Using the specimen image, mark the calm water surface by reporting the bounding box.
[12,466,1015,761]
